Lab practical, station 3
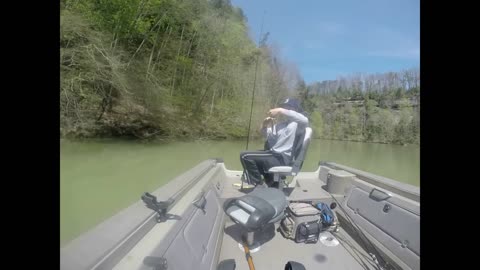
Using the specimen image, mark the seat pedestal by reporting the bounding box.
[224,187,286,253]
[238,231,261,253]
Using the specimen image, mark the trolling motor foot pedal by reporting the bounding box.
[141,192,175,223]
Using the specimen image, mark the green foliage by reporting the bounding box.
[60,1,419,144]
[61,0,296,140]
[307,74,419,144]
[310,111,323,138]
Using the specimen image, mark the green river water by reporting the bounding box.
[60,139,419,246]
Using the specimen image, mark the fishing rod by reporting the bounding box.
[245,11,266,150]
[329,194,392,270]
[241,235,256,270]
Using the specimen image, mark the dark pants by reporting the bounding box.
[240,150,285,185]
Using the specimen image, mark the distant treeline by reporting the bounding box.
[302,68,420,145]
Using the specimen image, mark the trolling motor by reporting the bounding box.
[141,192,175,223]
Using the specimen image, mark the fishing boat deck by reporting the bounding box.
[219,219,378,270]
[61,161,418,270]
[220,170,336,201]
[218,171,379,270]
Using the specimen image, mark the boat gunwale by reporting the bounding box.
[320,161,419,202]
[61,159,420,270]
[61,159,219,270]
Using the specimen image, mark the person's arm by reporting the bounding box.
[268,108,309,125]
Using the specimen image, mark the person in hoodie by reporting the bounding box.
[240,97,309,186]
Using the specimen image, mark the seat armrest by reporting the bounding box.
[268,166,293,174]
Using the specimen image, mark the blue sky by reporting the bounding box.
[230,0,420,84]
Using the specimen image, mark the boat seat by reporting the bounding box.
[224,187,288,250]
[224,187,288,232]
[268,127,312,189]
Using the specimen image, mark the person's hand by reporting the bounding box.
[268,108,285,117]
[262,117,274,128]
